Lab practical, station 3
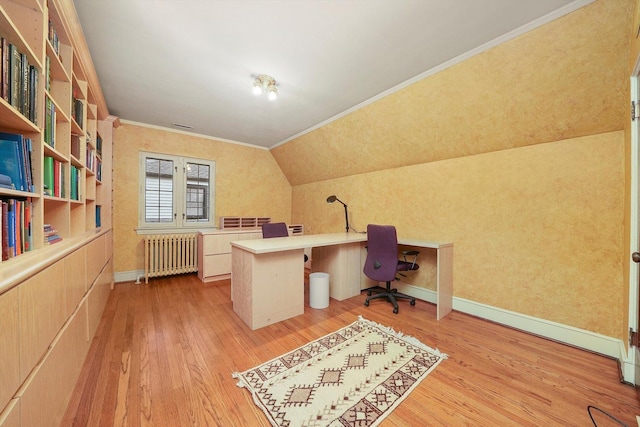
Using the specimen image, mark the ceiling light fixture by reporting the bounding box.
[253,74,278,100]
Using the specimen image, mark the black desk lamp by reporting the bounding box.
[326,195,349,233]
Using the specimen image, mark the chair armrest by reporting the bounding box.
[401,250,419,269]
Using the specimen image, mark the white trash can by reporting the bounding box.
[309,272,330,309]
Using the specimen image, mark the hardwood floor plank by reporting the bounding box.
[63,274,640,426]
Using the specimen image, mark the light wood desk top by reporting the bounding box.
[229,232,452,253]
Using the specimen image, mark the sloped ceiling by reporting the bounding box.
[73,0,588,149]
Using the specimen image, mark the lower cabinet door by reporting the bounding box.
[203,253,232,277]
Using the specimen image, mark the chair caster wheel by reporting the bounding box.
[367,291,372,296]
[393,307,398,314]
[364,300,370,306]
[410,299,416,306]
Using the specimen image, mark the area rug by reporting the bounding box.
[233,316,447,426]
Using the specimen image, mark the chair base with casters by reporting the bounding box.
[364,281,416,314]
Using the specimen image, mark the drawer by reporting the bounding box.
[203,253,232,277]
[202,233,239,255]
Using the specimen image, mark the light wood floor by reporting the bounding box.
[63,274,640,426]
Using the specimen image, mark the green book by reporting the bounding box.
[43,156,53,195]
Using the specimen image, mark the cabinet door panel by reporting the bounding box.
[203,254,232,276]
[0,288,19,414]
[64,247,87,317]
[86,234,106,284]
[88,258,113,339]
[20,299,89,427]
[0,398,20,427]
[19,260,66,381]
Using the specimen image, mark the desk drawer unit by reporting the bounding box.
[198,231,262,283]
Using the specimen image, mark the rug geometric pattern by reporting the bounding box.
[233,316,446,426]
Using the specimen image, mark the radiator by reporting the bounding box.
[144,233,198,283]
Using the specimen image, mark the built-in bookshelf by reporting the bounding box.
[0,0,113,262]
[0,1,115,426]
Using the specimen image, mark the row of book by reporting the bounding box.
[96,158,103,182]
[48,20,61,57]
[0,132,34,193]
[96,205,102,228]
[86,131,103,156]
[72,96,84,128]
[1,198,33,261]
[70,165,81,201]
[44,96,57,148]
[43,223,62,245]
[1,37,39,125]
[43,156,65,198]
[86,143,96,172]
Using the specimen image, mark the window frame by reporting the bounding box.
[138,151,216,232]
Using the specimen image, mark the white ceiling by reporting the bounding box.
[73,0,587,149]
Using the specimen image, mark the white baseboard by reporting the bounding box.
[394,282,632,382]
[114,270,144,284]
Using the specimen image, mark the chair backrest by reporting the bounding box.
[262,222,289,238]
[363,224,399,282]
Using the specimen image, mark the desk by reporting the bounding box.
[230,233,453,330]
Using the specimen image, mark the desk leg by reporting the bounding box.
[312,243,362,301]
[436,245,453,320]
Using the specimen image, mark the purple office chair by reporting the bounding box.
[262,222,308,262]
[262,222,289,238]
[363,224,417,314]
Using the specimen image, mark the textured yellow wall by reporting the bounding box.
[272,0,629,186]
[294,132,624,336]
[280,0,633,339]
[112,123,292,273]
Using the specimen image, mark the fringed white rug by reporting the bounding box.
[233,316,447,426]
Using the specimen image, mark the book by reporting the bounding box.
[43,155,54,195]
[1,38,8,102]
[0,136,23,190]
[6,199,14,257]
[0,132,32,193]
[21,52,28,119]
[15,199,21,256]
[23,138,33,192]
[9,44,20,109]
[24,200,31,251]
[29,65,38,124]
[71,134,81,159]
[96,205,101,227]
[53,159,60,197]
[1,201,7,260]
[70,165,76,200]
[44,97,55,147]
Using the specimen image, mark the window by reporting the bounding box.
[138,152,215,230]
